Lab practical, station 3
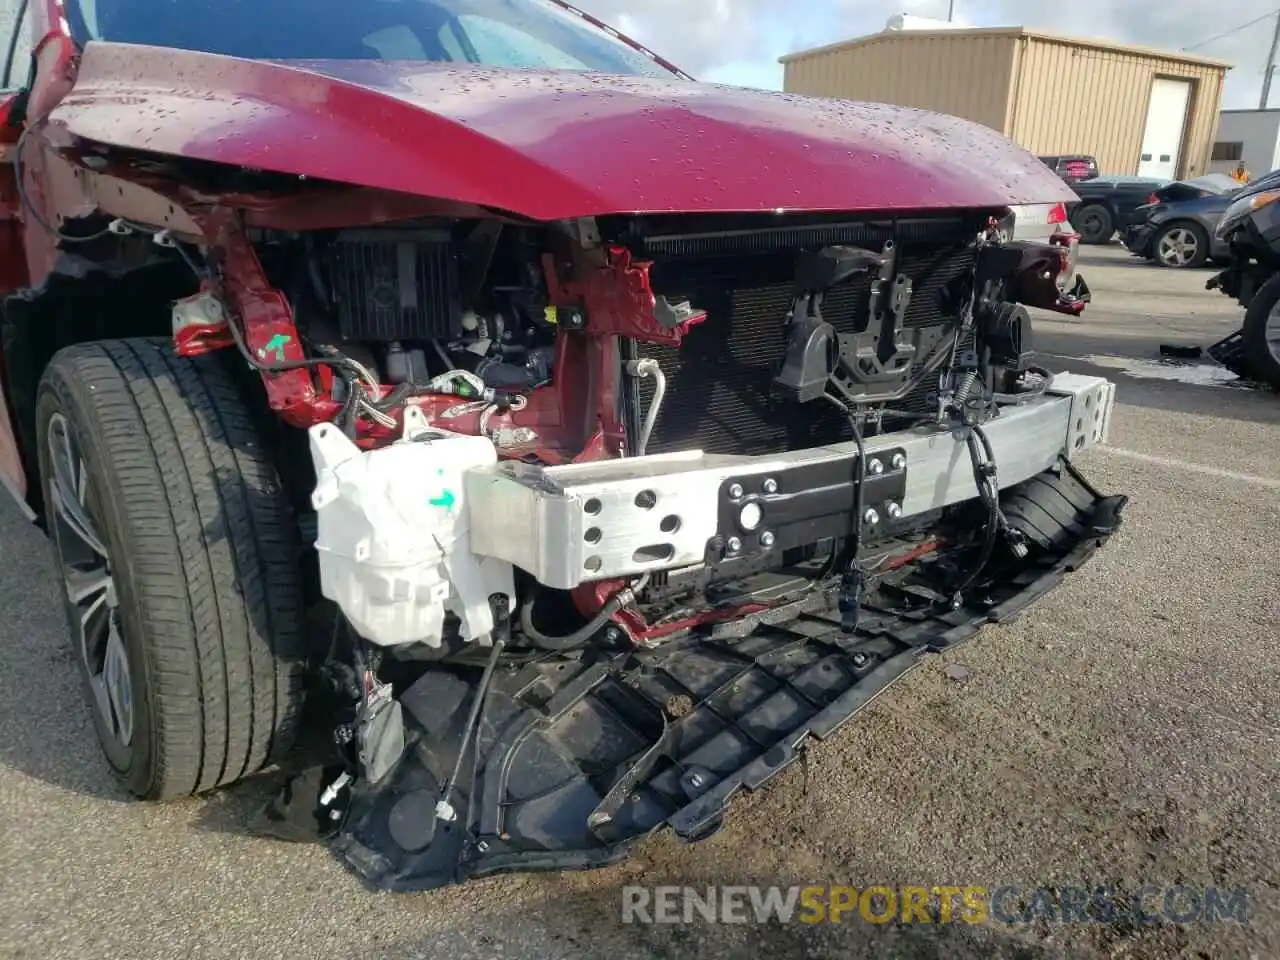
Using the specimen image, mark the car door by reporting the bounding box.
[0,0,33,506]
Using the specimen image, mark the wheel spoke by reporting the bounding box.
[47,415,108,559]
[1265,304,1280,360]
[46,411,132,749]
[67,566,114,608]
[102,622,134,746]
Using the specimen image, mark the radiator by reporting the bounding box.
[636,238,975,457]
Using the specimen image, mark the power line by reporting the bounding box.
[1181,8,1279,52]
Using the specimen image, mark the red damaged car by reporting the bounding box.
[0,0,1124,889]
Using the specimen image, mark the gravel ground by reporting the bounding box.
[1,245,1277,960]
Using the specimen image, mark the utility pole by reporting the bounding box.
[1262,10,1280,108]
[947,0,956,21]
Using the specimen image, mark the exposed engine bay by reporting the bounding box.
[152,205,1123,888]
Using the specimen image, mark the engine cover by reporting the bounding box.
[308,410,514,648]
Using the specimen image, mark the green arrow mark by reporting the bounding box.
[257,333,292,363]
[429,488,456,511]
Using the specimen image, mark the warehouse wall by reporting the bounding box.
[1209,111,1280,177]
[782,33,1018,133]
[1007,36,1225,178]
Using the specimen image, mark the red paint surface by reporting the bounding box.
[52,44,1076,222]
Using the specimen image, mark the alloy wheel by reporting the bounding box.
[1156,227,1199,267]
[1266,301,1280,369]
[45,412,134,749]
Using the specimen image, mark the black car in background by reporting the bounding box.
[1067,175,1169,244]
[1038,154,1100,184]
[1121,175,1241,268]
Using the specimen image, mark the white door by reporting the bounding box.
[1137,78,1192,180]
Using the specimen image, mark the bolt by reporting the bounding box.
[476,840,489,852]
[726,536,742,554]
[688,772,705,789]
[867,458,885,475]
[852,652,868,667]
[891,453,906,470]
[760,531,775,547]
[763,478,778,494]
[886,502,903,519]
[728,482,744,499]
[863,508,880,526]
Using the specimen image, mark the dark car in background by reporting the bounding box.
[1121,174,1241,268]
[1067,175,1169,244]
[1039,154,1100,184]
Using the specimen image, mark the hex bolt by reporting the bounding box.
[863,508,880,526]
[687,772,705,789]
[867,458,885,475]
[763,478,778,494]
[604,626,623,643]
[728,482,744,499]
[726,536,742,553]
[886,502,903,519]
[891,453,906,470]
[852,652,868,667]
[760,531,775,547]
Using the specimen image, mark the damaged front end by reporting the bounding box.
[246,212,1124,890]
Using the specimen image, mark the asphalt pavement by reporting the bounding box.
[1,245,1277,960]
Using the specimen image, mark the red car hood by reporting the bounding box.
[53,42,1075,221]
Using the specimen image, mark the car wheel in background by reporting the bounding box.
[1241,275,1280,389]
[1153,222,1209,268]
[1074,204,1114,244]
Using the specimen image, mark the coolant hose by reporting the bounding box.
[625,358,666,457]
[518,575,649,651]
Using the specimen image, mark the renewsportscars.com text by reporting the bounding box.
[621,885,1250,926]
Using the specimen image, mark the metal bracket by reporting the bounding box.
[712,447,908,561]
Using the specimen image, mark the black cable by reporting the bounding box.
[820,393,868,634]
[518,586,629,650]
[11,118,116,244]
[436,632,506,822]
[950,427,1002,606]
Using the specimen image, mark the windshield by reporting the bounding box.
[66,0,677,78]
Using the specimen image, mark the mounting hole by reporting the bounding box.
[584,555,602,572]
[584,527,602,544]
[633,544,675,563]
[584,498,602,515]
[1085,395,1094,409]
[1074,436,1085,450]
[634,490,657,509]
[660,515,681,533]
[1075,417,1083,432]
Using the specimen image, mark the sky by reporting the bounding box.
[582,0,1276,110]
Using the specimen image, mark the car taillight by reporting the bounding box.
[1147,193,1159,203]
[1047,202,1068,225]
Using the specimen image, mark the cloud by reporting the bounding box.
[578,0,1277,108]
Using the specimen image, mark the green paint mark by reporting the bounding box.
[258,333,292,362]
[429,489,456,511]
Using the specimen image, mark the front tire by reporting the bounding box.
[1241,275,1280,389]
[36,339,307,799]
[1153,221,1209,268]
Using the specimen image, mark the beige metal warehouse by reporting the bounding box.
[781,27,1231,180]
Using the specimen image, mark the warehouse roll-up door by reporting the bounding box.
[1137,78,1192,179]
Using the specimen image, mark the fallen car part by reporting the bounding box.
[261,458,1125,892]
